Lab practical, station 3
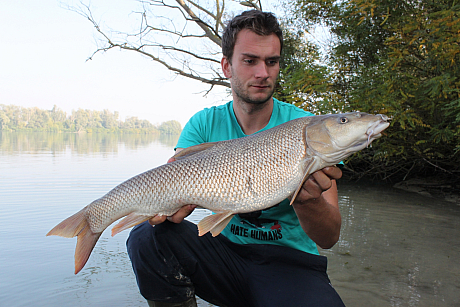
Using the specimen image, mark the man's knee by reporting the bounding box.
[127,220,197,265]
[126,221,154,257]
[126,221,197,301]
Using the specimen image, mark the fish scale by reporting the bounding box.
[47,112,389,274]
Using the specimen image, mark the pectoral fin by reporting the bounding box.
[111,212,152,237]
[173,142,218,160]
[198,212,234,237]
[289,161,317,206]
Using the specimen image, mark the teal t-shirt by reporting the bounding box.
[176,98,319,255]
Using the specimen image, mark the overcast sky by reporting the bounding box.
[0,0,235,127]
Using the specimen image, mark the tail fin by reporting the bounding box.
[47,208,101,274]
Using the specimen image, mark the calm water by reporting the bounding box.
[0,131,459,307]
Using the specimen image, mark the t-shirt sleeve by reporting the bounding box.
[175,110,207,150]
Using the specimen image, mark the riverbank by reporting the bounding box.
[341,173,460,205]
[393,176,460,204]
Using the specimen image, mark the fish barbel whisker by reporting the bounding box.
[367,129,374,147]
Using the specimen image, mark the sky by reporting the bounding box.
[0,0,233,127]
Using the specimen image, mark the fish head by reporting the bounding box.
[305,112,390,163]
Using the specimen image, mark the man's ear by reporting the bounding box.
[221,57,232,79]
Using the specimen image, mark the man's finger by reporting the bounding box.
[299,167,342,201]
[167,205,197,223]
[322,166,342,180]
[148,215,167,226]
[311,171,333,191]
[301,176,323,199]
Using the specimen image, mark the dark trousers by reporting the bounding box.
[127,220,345,307]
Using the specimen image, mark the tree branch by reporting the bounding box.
[90,42,230,87]
[69,0,261,91]
[175,0,222,45]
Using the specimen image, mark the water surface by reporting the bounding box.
[0,131,458,306]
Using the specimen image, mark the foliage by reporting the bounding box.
[291,0,460,181]
[0,104,182,135]
[158,120,183,135]
[274,27,344,114]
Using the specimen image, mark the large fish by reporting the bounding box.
[47,112,389,274]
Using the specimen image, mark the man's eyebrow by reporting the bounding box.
[267,56,281,61]
[242,53,259,58]
[241,53,281,61]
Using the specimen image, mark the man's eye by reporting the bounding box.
[267,60,279,66]
[244,59,254,64]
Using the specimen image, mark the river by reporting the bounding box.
[0,131,458,306]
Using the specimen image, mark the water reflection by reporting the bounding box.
[0,131,179,154]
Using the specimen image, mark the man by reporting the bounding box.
[127,10,345,307]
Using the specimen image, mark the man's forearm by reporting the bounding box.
[292,181,342,249]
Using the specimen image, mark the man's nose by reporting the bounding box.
[254,62,269,79]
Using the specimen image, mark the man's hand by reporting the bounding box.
[294,166,342,203]
[291,166,343,249]
[148,204,197,226]
[148,153,197,226]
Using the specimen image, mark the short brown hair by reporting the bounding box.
[222,10,283,63]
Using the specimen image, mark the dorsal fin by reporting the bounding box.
[173,142,218,160]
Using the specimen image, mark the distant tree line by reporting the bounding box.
[0,104,182,135]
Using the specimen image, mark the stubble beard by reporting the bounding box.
[231,73,275,108]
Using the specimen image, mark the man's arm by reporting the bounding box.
[291,166,342,249]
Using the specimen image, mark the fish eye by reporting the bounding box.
[339,117,349,124]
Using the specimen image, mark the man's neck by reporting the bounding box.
[233,97,274,135]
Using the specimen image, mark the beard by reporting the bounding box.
[231,72,275,106]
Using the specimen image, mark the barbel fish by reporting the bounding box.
[47,112,389,274]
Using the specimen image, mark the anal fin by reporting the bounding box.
[111,212,152,237]
[198,212,234,237]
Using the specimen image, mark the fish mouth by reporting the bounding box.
[366,114,390,145]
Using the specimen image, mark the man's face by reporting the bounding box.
[222,29,281,105]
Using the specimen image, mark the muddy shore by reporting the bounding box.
[341,173,460,205]
[392,177,460,204]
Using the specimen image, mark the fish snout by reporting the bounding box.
[364,115,390,146]
[368,116,389,136]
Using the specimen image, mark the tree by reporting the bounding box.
[71,0,267,92]
[293,0,460,181]
[0,109,10,130]
[101,109,120,130]
[158,120,182,135]
[274,27,345,115]
[72,109,90,132]
[72,1,333,107]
